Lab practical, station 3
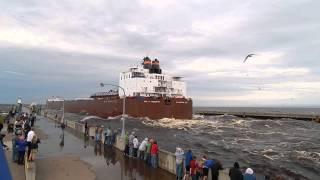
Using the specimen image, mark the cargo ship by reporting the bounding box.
[46,57,193,119]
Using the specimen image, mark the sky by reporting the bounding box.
[0,0,319,107]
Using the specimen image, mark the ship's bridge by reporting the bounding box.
[119,57,187,98]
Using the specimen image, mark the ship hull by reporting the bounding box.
[46,97,193,119]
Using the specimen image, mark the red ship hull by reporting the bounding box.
[47,97,193,119]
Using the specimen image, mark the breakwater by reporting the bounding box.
[195,110,320,122]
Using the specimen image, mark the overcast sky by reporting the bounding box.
[0,0,319,107]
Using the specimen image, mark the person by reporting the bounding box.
[138,138,148,160]
[0,115,4,133]
[84,122,88,136]
[0,133,8,149]
[145,138,152,165]
[190,156,198,180]
[150,141,159,168]
[16,134,27,165]
[243,168,256,180]
[105,126,112,145]
[7,116,14,133]
[26,127,35,159]
[203,157,215,180]
[124,132,129,156]
[229,162,243,180]
[128,132,135,157]
[28,133,40,161]
[185,149,193,179]
[211,160,223,180]
[24,121,31,140]
[95,127,102,145]
[133,136,139,158]
[30,114,35,127]
[175,147,184,180]
[12,130,22,162]
[196,156,204,180]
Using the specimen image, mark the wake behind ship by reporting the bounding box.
[47,57,193,119]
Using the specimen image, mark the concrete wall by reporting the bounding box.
[45,112,230,180]
[158,149,176,174]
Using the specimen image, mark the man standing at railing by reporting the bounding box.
[150,141,159,168]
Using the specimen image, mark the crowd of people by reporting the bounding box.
[123,132,159,169]
[92,124,119,146]
[173,147,258,180]
[0,109,40,166]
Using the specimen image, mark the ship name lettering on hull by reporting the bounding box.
[143,100,160,103]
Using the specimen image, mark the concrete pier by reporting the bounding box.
[195,110,320,121]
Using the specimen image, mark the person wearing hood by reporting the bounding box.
[175,147,184,180]
[138,138,148,160]
[229,162,243,180]
[128,132,135,157]
[133,136,139,158]
[243,168,256,180]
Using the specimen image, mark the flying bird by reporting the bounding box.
[243,54,256,63]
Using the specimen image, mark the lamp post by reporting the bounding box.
[58,96,65,126]
[100,83,126,139]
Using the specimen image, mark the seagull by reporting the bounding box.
[243,54,256,63]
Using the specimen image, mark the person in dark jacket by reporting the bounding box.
[203,158,214,180]
[229,162,243,180]
[211,160,223,180]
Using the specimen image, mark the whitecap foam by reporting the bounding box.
[294,151,320,163]
[80,116,105,122]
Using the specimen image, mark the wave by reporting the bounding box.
[80,116,106,122]
[294,151,320,163]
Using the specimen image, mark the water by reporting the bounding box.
[59,111,320,180]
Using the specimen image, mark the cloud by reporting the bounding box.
[0,0,319,106]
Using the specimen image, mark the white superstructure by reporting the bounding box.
[119,57,187,98]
